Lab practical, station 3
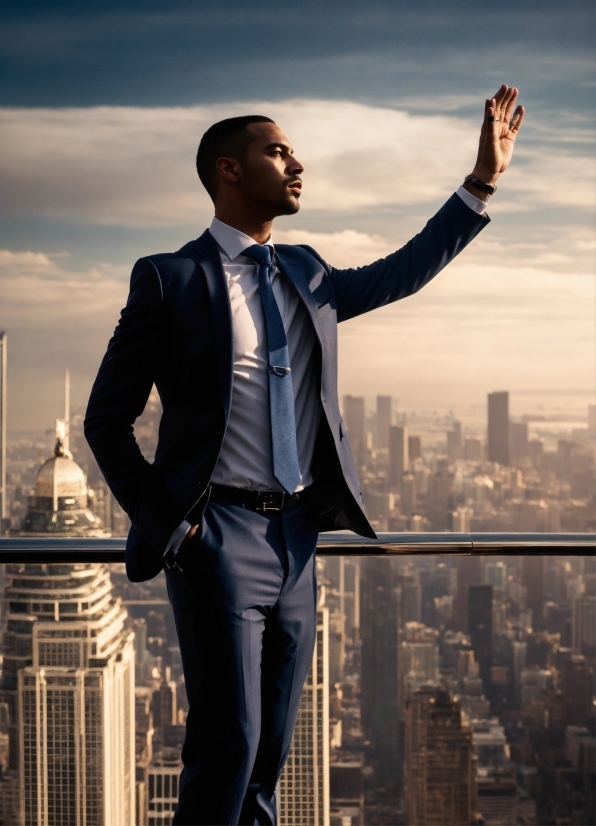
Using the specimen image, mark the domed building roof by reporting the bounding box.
[36,440,87,500]
[17,436,109,537]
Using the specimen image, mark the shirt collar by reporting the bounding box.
[209,216,274,262]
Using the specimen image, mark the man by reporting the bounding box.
[85,85,524,824]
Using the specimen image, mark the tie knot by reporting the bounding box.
[244,244,272,268]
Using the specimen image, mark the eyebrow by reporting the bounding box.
[264,141,294,154]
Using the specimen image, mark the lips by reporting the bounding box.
[288,179,302,194]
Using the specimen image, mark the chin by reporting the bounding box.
[276,197,301,216]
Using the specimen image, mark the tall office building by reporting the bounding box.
[468,585,493,693]
[278,605,330,826]
[510,421,529,462]
[484,561,507,591]
[446,421,462,462]
[408,435,421,462]
[0,331,6,535]
[487,392,510,466]
[342,396,366,457]
[521,556,545,630]
[389,425,408,488]
[572,596,596,657]
[405,688,476,826]
[360,558,400,793]
[147,749,182,826]
[452,556,482,632]
[342,558,360,645]
[401,474,416,517]
[0,562,135,825]
[376,395,392,449]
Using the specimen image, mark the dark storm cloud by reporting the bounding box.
[1,0,593,107]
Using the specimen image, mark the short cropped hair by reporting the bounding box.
[196,115,275,200]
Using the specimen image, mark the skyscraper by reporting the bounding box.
[468,585,493,693]
[278,604,330,826]
[342,396,366,458]
[389,425,408,488]
[405,688,476,826]
[446,421,462,462]
[0,562,135,825]
[510,421,529,462]
[376,395,392,449]
[360,557,400,793]
[147,749,182,826]
[572,596,596,657]
[487,391,510,466]
[0,331,6,535]
[452,556,482,632]
[408,435,421,462]
[521,556,545,630]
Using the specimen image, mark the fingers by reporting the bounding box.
[486,85,523,131]
[508,105,525,134]
[492,84,509,109]
[503,87,519,125]
[486,98,500,133]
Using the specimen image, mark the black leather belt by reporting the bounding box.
[209,483,307,512]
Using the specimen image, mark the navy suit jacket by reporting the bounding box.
[84,194,489,581]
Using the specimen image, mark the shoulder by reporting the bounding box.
[136,231,216,286]
[273,243,332,288]
[274,243,330,270]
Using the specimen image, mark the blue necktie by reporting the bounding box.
[244,244,301,494]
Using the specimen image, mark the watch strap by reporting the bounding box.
[464,174,497,195]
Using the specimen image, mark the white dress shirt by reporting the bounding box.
[166,187,486,555]
[209,217,320,491]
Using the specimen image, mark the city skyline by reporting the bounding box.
[0,408,594,824]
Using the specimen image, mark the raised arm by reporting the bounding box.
[325,84,524,322]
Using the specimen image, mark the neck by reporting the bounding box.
[214,206,273,244]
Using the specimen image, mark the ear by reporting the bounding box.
[215,156,242,185]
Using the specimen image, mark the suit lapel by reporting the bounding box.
[193,230,234,419]
[273,246,324,345]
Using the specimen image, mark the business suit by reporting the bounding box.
[84,192,489,823]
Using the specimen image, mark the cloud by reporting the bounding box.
[0,250,129,411]
[337,261,595,403]
[1,239,592,429]
[0,101,593,230]
[274,228,394,268]
[277,221,596,275]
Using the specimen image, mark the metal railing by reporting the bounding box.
[0,533,593,563]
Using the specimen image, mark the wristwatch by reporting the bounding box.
[464,174,497,196]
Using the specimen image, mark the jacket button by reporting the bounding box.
[215,428,223,436]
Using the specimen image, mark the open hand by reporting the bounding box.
[472,84,525,185]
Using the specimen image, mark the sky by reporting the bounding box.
[0,0,594,430]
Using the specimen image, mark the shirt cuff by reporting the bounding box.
[164,519,192,557]
[455,185,487,215]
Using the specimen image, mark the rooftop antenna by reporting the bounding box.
[64,368,70,453]
[54,369,72,459]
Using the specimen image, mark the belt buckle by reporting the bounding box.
[256,492,284,512]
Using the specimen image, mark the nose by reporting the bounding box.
[288,155,304,175]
